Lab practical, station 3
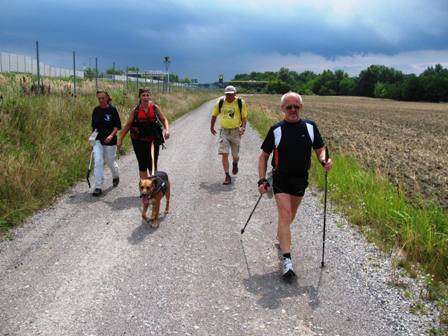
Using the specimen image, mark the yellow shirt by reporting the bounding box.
[212,96,248,129]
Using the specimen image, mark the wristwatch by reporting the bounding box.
[257,178,267,186]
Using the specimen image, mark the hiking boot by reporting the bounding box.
[232,161,239,175]
[282,257,296,279]
[92,188,102,197]
[223,173,231,185]
[113,177,120,187]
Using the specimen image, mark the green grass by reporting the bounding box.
[309,153,448,281]
[249,106,448,331]
[0,75,217,236]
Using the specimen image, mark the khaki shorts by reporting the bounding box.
[218,128,241,156]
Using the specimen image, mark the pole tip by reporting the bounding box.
[240,229,244,234]
[321,261,325,268]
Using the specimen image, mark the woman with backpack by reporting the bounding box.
[91,90,122,197]
[117,88,170,179]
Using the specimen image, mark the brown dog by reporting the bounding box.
[139,171,170,227]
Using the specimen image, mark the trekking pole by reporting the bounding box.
[150,141,155,176]
[86,129,97,188]
[240,193,263,234]
[321,146,330,268]
[86,150,93,188]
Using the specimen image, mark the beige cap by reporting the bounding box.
[224,85,236,94]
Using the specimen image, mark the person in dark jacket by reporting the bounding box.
[91,90,122,196]
[118,88,170,180]
[258,92,332,278]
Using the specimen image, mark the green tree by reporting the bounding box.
[106,68,124,75]
[355,65,404,97]
[419,64,448,102]
[374,82,401,99]
[169,73,179,82]
[339,77,356,95]
[312,70,337,95]
[401,75,422,101]
[84,67,97,80]
[267,79,290,94]
[278,67,292,83]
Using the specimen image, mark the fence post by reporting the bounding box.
[95,57,98,92]
[126,66,128,92]
[36,41,41,94]
[72,51,76,97]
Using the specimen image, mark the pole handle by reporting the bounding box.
[320,146,330,167]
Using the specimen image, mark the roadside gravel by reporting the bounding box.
[0,100,440,335]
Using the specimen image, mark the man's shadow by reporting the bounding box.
[242,271,320,310]
[199,180,236,194]
[240,238,322,311]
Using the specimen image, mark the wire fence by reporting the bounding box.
[0,52,84,78]
[0,49,201,96]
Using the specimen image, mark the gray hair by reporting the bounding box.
[281,92,303,106]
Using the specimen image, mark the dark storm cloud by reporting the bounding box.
[1,0,447,81]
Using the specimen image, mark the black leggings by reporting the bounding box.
[131,139,160,172]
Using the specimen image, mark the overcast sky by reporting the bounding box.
[1,0,447,82]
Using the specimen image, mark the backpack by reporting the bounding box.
[218,97,243,120]
[131,103,165,145]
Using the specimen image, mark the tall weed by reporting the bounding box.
[0,75,217,234]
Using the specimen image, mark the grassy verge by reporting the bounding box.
[0,74,217,237]
[249,105,448,331]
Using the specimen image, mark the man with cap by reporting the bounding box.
[210,85,248,185]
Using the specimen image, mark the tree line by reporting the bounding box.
[233,64,448,102]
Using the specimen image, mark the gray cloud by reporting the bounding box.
[0,0,447,81]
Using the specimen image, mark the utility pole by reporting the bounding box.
[163,56,171,93]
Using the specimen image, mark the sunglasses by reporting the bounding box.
[285,104,301,110]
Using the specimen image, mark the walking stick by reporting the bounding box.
[241,194,263,234]
[150,141,155,176]
[86,129,97,188]
[321,146,330,268]
[86,150,93,188]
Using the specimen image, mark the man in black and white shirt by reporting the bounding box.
[258,92,332,278]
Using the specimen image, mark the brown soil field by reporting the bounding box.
[245,95,448,210]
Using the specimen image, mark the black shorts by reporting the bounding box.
[131,139,160,172]
[273,172,308,197]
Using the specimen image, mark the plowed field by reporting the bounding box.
[245,95,448,210]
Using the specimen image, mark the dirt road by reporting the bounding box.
[0,100,437,335]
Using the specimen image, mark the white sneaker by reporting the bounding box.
[282,257,296,278]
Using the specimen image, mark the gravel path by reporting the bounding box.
[0,100,439,335]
